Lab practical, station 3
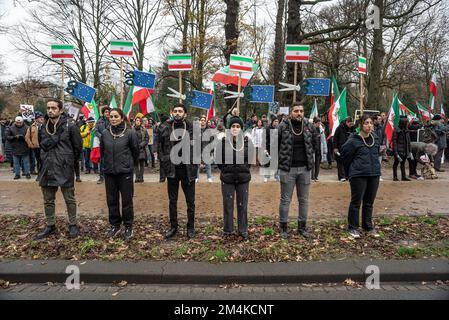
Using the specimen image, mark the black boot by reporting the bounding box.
[68,225,80,238]
[298,221,311,239]
[280,222,288,240]
[36,225,57,240]
[187,228,195,239]
[165,227,178,239]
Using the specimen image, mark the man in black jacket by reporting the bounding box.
[158,104,198,239]
[36,99,83,239]
[7,116,31,179]
[95,106,111,184]
[277,102,317,240]
[333,117,354,181]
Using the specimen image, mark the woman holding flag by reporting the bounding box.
[100,108,139,240]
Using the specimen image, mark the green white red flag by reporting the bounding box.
[124,86,154,119]
[168,54,192,71]
[429,71,437,112]
[207,83,216,121]
[110,40,134,57]
[80,100,99,120]
[417,102,430,122]
[109,95,118,109]
[229,55,254,73]
[385,92,401,147]
[309,98,318,119]
[328,88,348,138]
[51,44,75,60]
[285,44,310,63]
[211,64,258,87]
[358,56,367,74]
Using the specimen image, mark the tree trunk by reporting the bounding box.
[273,0,285,101]
[224,0,240,64]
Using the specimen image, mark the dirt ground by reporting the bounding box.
[0,162,448,220]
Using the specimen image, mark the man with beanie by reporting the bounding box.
[7,116,31,180]
[36,98,83,239]
[278,102,317,239]
[158,104,198,239]
[429,114,449,172]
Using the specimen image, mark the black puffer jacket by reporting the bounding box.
[157,120,198,182]
[341,133,381,180]
[100,122,139,175]
[95,116,110,139]
[408,123,422,143]
[216,135,252,184]
[277,118,316,171]
[134,125,149,160]
[38,114,82,188]
[6,123,30,156]
[392,128,411,158]
[334,122,354,151]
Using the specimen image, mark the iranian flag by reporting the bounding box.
[417,102,430,122]
[285,44,310,63]
[90,132,101,165]
[309,98,318,119]
[109,95,118,109]
[358,56,367,74]
[229,54,254,73]
[110,40,134,57]
[51,44,75,60]
[429,71,437,112]
[398,99,416,122]
[80,100,99,120]
[329,75,340,114]
[385,93,401,147]
[328,88,348,138]
[168,54,192,71]
[123,86,154,119]
[207,83,216,120]
[211,64,258,87]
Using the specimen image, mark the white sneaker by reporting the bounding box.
[340,178,346,182]
[264,178,268,183]
[379,177,384,182]
[195,178,199,183]
[207,178,213,183]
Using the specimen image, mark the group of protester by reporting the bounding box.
[0,98,448,243]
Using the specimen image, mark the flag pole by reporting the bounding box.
[179,71,183,104]
[360,73,364,111]
[293,62,298,103]
[237,72,242,115]
[120,57,124,110]
[61,60,65,104]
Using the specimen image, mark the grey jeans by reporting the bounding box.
[221,182,249,235]
[279,166,311,224]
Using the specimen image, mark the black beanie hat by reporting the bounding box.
[227,116,244,129]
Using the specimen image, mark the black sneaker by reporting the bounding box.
[68,225,80,238]
[26,174,32,179]
[36,225,57,240]
[13,175,20,180]
[97,177,104,184]
[187,228,195,239]
[106,226,122,238]
[124,226,133,240]
[280,222,288,240]
[239,232,249,241]
[165,227,177,239]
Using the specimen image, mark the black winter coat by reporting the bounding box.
[277,118,316,172]
[341,133,381,180]
[392,128,411,158]
[334,122,353,151]
[6,123,30,156]
[216,135,252,184]
[95,116,110,139]
[100,122,139,175]
[38,114,83,188]
[157,120,198,182]
[134,125,149,160]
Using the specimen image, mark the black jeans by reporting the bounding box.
[348,176,380,231]
[105,173,134,227]
[393,157,407,179]
[312,151,321,180]
[167,166,196,230]
[408,158,418,176]
[336,156,345,180]
[222,182,249,235]
[135,159,145,181]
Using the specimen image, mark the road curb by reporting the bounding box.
[1,259,448,284]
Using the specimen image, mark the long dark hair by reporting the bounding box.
[109,108,130,127]
[398,116,408,130]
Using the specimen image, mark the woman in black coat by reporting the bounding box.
[216,110,253,240]
[341,115,381,239]
[100,108,139,240]
[133,116,149,183]
[392,116,411,181]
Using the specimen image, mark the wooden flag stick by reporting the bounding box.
[293,62,298,103]
[120,57,124,110]
[237,72,242,115]
[179,71,183,104]
[61,60,65,104]
[360,73,364,111]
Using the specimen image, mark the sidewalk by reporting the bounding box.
[1,259,448,284]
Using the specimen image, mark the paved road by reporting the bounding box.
[1,282,448,300]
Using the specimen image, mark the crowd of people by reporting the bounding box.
[0,98,448,242]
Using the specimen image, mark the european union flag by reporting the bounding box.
[250,85,274,103]
[132,70,156,91]
[302,78,330,96]
[65,81,96,103]
[190,90,213,110]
